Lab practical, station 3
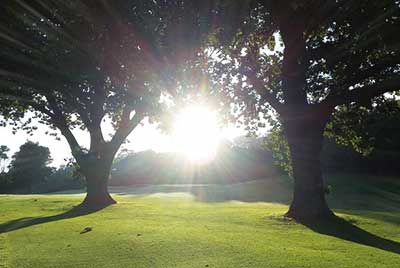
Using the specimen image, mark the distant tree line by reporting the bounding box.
[0,141,84,194]
[110,143,279,186]
[111,137,400,187]
[1,134,399,194]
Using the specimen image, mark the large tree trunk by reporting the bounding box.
[283,114,334,221]
[80,157,116,208]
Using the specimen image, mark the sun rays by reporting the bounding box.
[172,106,220,163]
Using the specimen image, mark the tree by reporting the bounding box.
[326,98,400,156]
[263,126,292,176]
[0,145,10,173]
[0,145,12,192]
[0,0,227,207]
[42,164,85,193]
[211,0,400,220]
[8,141,52,193]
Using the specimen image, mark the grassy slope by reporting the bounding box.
[1,174,400,268]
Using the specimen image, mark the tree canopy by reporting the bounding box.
[209,0,400,219]
[326,98,400,155]
[0,0,237,207]
[0,0,216,156]
[8,141,52,193]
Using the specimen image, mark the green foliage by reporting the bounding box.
[206,2,400,209]
[321,138,400,175]
[0,0,242,133]
[209,0,400,154]
[41,165,84,192]
[8,141,52,192]
[0,145,10,173]
[0,172,13,192]
[263,126,292,177]
[1,1,165,127]
[0,145,9,159]
[326,98,400,156]
[264,109,400,177]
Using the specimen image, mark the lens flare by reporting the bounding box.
[173,106,220,163]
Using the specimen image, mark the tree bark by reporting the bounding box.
[283,113,334,221]
[79,156,116,208]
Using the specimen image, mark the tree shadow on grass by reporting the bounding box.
[301,215,400,255]
[0,204,109,234]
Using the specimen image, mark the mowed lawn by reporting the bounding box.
[1,175,400,268]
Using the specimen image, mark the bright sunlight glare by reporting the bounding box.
[173,106,220,163]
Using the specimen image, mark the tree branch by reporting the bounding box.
[246,70,282,112]
[242,44,283,112]
[109,108,145,152]
[44,95,82,158]
[340,57,400,89]
[323,76,400,107]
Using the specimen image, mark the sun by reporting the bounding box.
[173,106,220,162]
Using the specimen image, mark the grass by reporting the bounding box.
[1,174,400,267]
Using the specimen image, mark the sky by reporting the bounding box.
[0,114,246,167]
